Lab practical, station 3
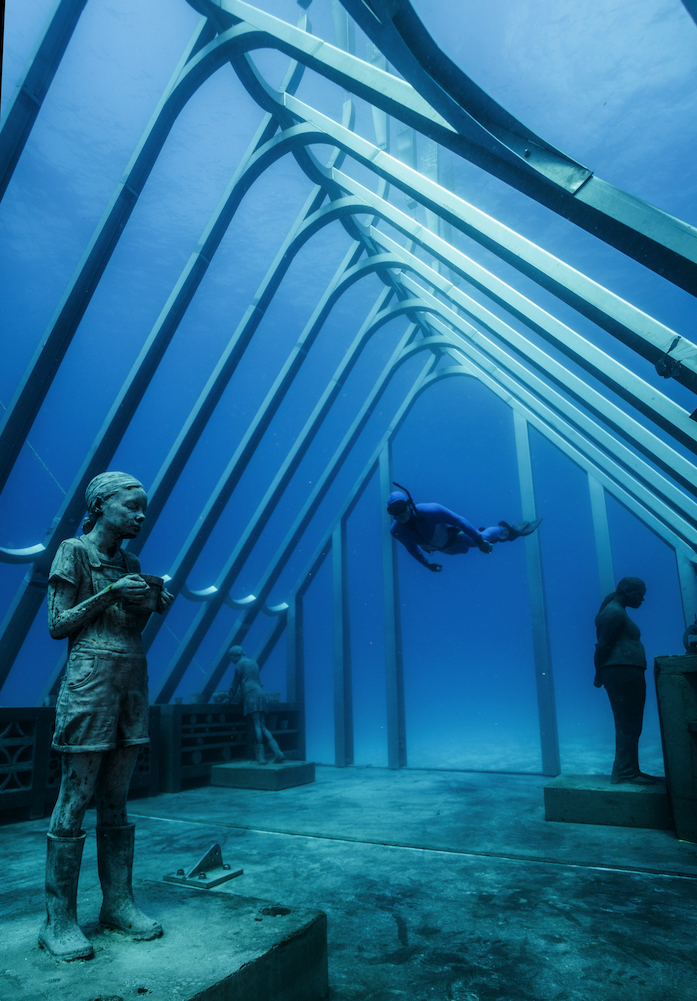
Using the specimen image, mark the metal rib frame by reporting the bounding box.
[0,1,695,779]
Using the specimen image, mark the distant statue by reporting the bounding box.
[226,646,285,765]
[386,482,541,572]
[41,472,173,961]
[594,576,659,785]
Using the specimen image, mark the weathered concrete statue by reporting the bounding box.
[41,472,173,961]
[594,576,659,785]
[226,646,285,765]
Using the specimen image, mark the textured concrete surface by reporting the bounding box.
[2,866,326,1001]
[211,760,316,790]
[3,766,697,1001]
[544,775,672,830]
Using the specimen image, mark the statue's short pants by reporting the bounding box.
[53,651,149,753]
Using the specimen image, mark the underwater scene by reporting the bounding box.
[2,0,697,783]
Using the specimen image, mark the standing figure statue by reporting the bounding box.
[594,576,659,785]
[386,483,541,572]
[226,646,285,765]
[41,472,173,961]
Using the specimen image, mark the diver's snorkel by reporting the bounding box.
[392,481,421,520]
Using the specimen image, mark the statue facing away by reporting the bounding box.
[226,646,285,765]
[594,576,659,785]
[41,472,173,961]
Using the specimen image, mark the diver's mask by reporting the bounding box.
[387,499,408,516]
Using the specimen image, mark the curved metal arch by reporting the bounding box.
[0,131,344,566]
[381,291,697,551]
[221,40,697,401]
[402,327,697,555]
[417,362,697,563]
[151,261,697,700]
[151,309,439,701]
[152,333,459,614]
[0,19,316,496]
[198,0,697,297]
[1,105,692,571]
[3,5,694,546]
[361,223,697,497]
[336,0,590,192]
[272,291,697,618]
[145,264,428,601]
[190,351,441,705]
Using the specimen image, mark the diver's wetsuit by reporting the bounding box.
[387,491,505,569]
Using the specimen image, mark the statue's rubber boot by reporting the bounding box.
[267,736,285,764]
[97,825,163,940]
[39,831,94,961]
[498,519,542,542]
[253,742,267,764]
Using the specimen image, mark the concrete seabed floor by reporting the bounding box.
[3,765,697,1001]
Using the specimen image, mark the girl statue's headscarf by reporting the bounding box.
[83,472,144,534]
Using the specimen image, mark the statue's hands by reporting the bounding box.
[110,573,149,604]
[427,562,443,573]
[157,588,174,612]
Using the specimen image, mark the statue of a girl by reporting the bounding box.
[594,576,659,785]
[40,472,172,961]
[226,646,285,765]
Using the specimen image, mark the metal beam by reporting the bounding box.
[0,16,216,494]
[366,227,697,498]
[332,521,354,766]
[588,476,616,600]
[152,297,419,703]
[254,613,287,669]
[513,412,560,777]
[0,133,330,691]
[379,444,406,769]
[0,0,90,201]
[193,347,438,706]
[202,0,697,297]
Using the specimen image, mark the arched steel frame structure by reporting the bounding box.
[2,0,697,775]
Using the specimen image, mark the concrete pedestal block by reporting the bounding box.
[655,655,697,843]
[5,880,327,1001]
[544,774,672,830]
[211,760,316,791]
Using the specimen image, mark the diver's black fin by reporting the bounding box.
[498,519,542,541]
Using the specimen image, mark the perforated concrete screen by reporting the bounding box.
[1,0,697,773]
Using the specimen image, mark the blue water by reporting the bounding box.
[1,0,696,780]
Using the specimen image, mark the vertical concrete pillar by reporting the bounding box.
[332,521,354,766]
[286,592,306,761]
[380,445,407,769]
[513,412,561,776]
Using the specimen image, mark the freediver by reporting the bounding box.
[386,483,541,572]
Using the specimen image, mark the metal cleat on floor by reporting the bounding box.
[163,843,243,889]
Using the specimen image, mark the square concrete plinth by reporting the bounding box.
[211,760,316,791]
[544,774,673,830]
[5,881,327,1001]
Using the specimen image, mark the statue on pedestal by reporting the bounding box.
[594,576,659,785]
[225,646,285,765]
[41,472,172,961]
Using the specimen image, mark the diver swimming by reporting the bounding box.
[386,482,541,572]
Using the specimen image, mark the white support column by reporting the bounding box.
[380,445,407,769]
[513,412,561,776]
[588,473,616,599]
[332,521,354,767]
